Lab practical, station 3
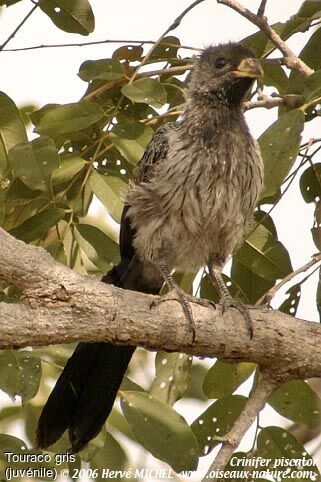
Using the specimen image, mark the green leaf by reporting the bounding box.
[89,170,125,223]
[203,361,255,399]
[234,224,293,281]
[79,59,124,82]
[278,282,301,316]
[262,64,288,93]
[302,69,321,102]
[191,395,247,456]
[9,136,59,192]
[121,78,167,108]
[0,351,41,404]
[113,114,146,140]
[91,432,128,476]
[259,109,305,200]
[75,223,120,272]
[9,208,65,243]
[32,102,104,137]
[150,352,192,406]
[52,155,85,185]
[0,92,27,177]
[112,45,143,62]
[257,426,320,481]
[230,260,274,304]
[111,125,154,165]
[150,36,181,59]
[269,380,321,428]
[0,434,27,454]
[300,163,321,203]
[0,188,5,226]
[38,0,94,35]
[121,391,198,471]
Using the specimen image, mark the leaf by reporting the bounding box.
[9,136,59,192]
[38,0,94,35]
[52,155,85,185]
[0,351,41,404]
[230,260,274,304]
[75,223,120,272]
[32,102,104,137]
[234,224,293,281]
[121,78,167,108]
[257,426,320,481]
[113,114,146,140]
[89,170,125,223]
[278,282,302,316]
[0,434,27,454]
[262,64,288,93]
[111,125,154,165]
[9,208,65,243]
[300,163,321,203]
[121,391,198,471]
[0,92,27,177]
[259,109,305,200]
[203,361,255,399]
[150,352,192,406]
[269,380,321,428]
[0,188,5,226]
[91,432,128,476]
[302,69,321,102]
[112,45,143,62]
[191,395,247,456]
[150,36,181,59]
[79,59,124,82]
[288,28,321,95]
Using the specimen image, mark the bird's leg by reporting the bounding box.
[208,259,253,338]
[151,257,214,343]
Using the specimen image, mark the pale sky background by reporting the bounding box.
[1,0,321,479]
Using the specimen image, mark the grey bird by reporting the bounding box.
[36,42,264,453]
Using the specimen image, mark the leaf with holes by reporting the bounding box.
[257,426,320,481]
[32,102,104,137]
[150,352,192,406]
[89,171,125,223]
[203,361,255,399]
[150,36,181,59]
[112,45,143,62]
[278,282,302,316]
[191,395,247,456]
[0,351,41,405]
[75,223,120,272]
[259,109,305,200]
[78,59,124,82]
[234,224,293,281]
[9,136,59,192]
[121,78,167,108]
[0,92,27,177]
[121,391,199,471]
[111,125,154,165]
[38,0,94,35]
[269,380,321,428]
[9,208,65,243]
[300,163,321,203]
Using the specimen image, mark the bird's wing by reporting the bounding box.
[133,122,178,183]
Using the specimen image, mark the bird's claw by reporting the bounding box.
[220,295,253,338]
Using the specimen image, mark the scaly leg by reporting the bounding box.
[151,257,215,343]
[208,259,253,338]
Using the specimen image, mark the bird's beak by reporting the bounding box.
[232,58,263,79]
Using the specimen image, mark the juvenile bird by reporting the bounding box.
[36,42,264,453]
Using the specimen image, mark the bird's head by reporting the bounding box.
[188,42,263,106]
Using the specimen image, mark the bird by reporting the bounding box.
[36,42,264,453]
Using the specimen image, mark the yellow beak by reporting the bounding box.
[232,58,263,79]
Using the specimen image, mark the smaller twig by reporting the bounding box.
[257,0,268,17]
[257,253,321,306]
[0,4,38,50]
[217,0,314,77]
[244,94,300,110]
[202,370,283,481]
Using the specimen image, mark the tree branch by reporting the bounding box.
[216,0,314,77]
[0,4,38,51]
[203,369,282,481]
[1,228,321,380]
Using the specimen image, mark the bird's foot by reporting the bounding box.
[151,289,214,344]
[220,295,253,339]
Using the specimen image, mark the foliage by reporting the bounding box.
[0,0,321,479]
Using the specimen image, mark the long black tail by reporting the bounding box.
[36,253,163,452]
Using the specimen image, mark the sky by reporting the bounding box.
[1,0,321,477]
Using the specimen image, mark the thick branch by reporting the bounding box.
[1,228,321,379]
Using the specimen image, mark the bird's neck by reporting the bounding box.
[182,98,248,147]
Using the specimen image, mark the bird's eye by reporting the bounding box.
[215,57,227,69]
